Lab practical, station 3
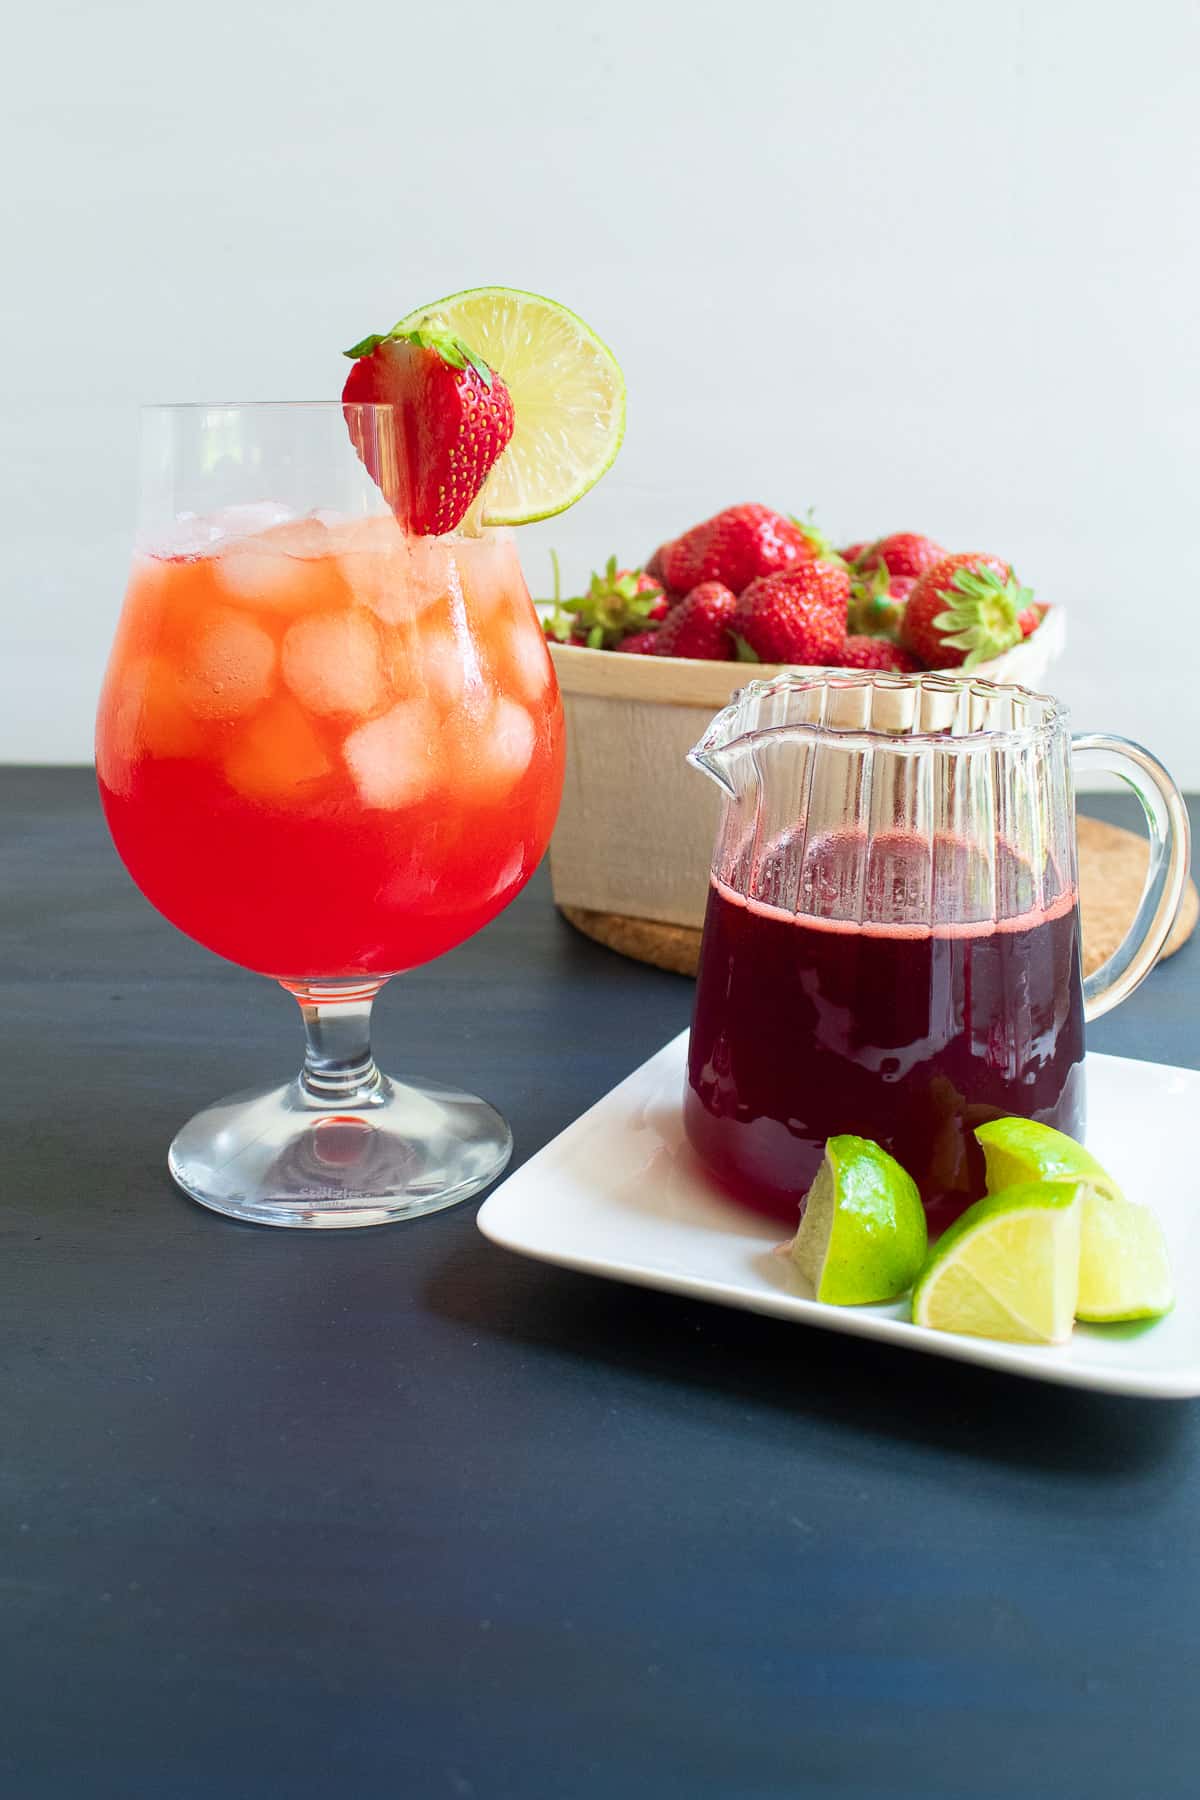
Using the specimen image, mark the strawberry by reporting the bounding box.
[543,555,665,649]
[731,562,850,665]
[900,553,1031,669]
[660,505,818,595]
[643,544,671,584]
[342,320,514,535]
[615,629,660,655]
[859,532,946,580]
[837,636,923,673]
[1020,600,1049,638]
[652,582,738,660]
[839,541,870,565]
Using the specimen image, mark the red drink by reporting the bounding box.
[97,522,564,979]
[685,831,1085,1234]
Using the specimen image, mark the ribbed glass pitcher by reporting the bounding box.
[684,670,1190,1233]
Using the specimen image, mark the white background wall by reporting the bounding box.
[4,0,1199,781]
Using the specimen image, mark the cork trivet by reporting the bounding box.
[560,814,1198,981]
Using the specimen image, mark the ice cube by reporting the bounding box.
[215,517,342,611]
[453,696,537,804]
[281,612,384,718]
[178,609,277,720]
[489,697,537,789]
[216,502,298,541]
[500,617,553,703]
[343,700,442,809]
[387,619,471,711]
[458,532,522,623]
[143,503,297,560]
[223,697,334,805]
[332,515,406,554]
[417,627,469,710]
[340,530,454,625]
[97,655,204,791]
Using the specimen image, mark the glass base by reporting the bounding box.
[167,1070,513,1229]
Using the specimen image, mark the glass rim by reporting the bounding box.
[139,400,397,413]
[692,667,1070,764]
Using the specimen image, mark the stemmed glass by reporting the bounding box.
[96,403,564,1227]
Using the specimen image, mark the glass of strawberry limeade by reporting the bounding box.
[97,401,565,1226]
[685,670,1190,1236]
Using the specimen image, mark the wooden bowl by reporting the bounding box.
[547,608,1068,931]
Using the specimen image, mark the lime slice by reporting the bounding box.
[974,1117,1173,1322]
[911,1180,1082,1344]
[394,287,625,526]
[790,1136,927,1305]
[975,1117,1122,1203]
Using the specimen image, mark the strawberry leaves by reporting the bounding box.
[542,553,667,650]
[932,566,1032,670]
[345,316,496,388]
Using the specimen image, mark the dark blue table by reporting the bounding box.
[2,770,1197,1799]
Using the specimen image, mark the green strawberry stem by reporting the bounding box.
[848,561,903,638]
[344,316,495,388]
[935,567,1032,669]
[788,509,843,566]
[542,549,577,642]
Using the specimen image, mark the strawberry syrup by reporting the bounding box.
[685,837,1085,1235]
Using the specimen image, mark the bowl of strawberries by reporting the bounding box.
[542,503,1064,937]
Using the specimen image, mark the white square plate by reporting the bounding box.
[478,1033,1200,1398]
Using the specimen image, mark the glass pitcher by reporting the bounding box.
[684,670,1190,1234]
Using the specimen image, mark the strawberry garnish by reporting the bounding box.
[342,321,514,535]
[839,541,870,565]
[660,505,817,595]
[651,582,738,660]
[837,635,923,672]
[614,629,660,655]
[900,553,1030,669]
[858,532,946,580]
[731,562,849,665]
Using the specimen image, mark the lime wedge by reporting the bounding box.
[790,1135,927,1305]
[394,287,625,526]
[975,1117,1121,1202]
[1076,1192,1174,1322]
[911,1180,1082,1344]
[974,1117,1173,1323]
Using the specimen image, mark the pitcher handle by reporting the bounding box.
[1071,733,1192,1023]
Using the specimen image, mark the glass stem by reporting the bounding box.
[280,979,387,1106]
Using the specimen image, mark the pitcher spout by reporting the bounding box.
[686,737,739,799]
[687,671,807,799]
